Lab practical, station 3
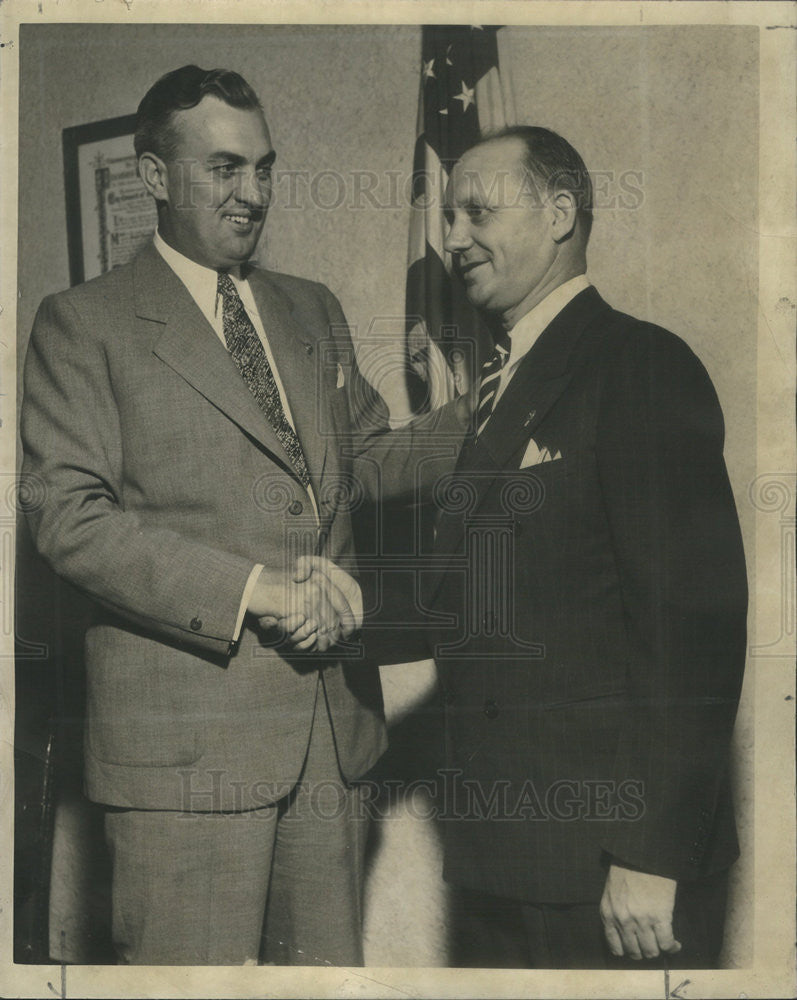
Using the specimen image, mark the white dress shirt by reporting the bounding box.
[153,231,318,639]
[494,274,591,406]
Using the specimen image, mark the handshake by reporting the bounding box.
[247,555,363,652]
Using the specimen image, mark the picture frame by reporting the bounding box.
[62,113,156,286]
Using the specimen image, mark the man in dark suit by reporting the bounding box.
[428,126,747,969]
[20,65,468,966]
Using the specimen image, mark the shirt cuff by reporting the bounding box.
[351,578,364,630]
[233,563,265,642]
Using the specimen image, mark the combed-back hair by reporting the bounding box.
[134,65,263,161]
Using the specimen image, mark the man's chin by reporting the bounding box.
[219,241,262,268]
[463,286,491,312]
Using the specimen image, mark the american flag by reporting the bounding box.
[405,25,516,412]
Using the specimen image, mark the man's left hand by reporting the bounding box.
[599,863,681,960]
[295,555,362,638]
[257,556,362,652]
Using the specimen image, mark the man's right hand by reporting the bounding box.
[600,864,681,961]
[247,556,359,652]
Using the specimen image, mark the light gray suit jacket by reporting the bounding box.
[21,243,465,811]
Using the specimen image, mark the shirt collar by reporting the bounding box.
[153,230,242,321]
[505,274,591,370]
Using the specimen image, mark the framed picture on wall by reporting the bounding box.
[62,113,157,286]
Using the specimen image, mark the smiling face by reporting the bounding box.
[444,137,566,329]
[153,95,275,270]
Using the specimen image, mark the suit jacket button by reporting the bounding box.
[483,699,499,719]
[190,617,202,631]
[289,500,304,515]
[304,342,314,355]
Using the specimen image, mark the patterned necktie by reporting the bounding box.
[476,335,511,436]
[217,271,310,489]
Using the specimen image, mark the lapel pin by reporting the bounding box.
[524,410,537,427]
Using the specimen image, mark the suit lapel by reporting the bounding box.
[432,286,611,573]
[475,286,609,471]
[134,245,322,486]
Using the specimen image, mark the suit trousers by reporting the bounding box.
[450,872,729,969]
[103,678,369,966]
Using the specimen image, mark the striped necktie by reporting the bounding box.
[476,336,511,436]
[217,271,311,490]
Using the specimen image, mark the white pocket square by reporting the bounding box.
[520,438,562,468]
[336,363,345,389]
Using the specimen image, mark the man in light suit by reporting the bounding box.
[20,65,467,966]
[427,126,747,968]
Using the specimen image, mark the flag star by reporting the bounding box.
[446,43,454,66]
[422,57,435,80]
[454,81,475,112]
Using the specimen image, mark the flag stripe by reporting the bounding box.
[404,25,516,411]
[405,249,484,374]
[409,138,449,265]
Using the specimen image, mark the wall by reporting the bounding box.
[15,22,757,967]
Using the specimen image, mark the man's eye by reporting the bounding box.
[214,165,237,179]
[256,168,272,183]
[467,206,488,221]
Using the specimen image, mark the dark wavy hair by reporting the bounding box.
[483,125,594,242]
[134,65,263,161]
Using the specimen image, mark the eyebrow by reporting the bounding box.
[445,198,488,212]
[207,150,277,169]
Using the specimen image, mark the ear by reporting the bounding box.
[138,152,170,202]
[550,190,578,243]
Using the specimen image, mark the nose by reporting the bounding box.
[444,212,473,255]
[236,167,270,209]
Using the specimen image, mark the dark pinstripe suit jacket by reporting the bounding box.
[427,287,748,903]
